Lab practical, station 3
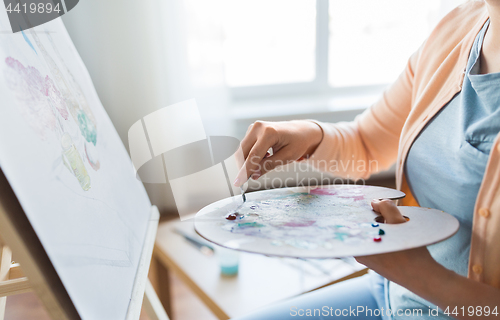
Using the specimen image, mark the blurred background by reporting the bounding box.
[60,0,465,216]
[5,1,471,320]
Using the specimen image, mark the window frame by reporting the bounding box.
[229,0,386,101]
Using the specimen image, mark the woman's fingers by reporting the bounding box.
[233,122,269,186]
[371,199,407,224]
[233,120,320,187]
[239,125,259,160]
[234,130,278,186]
[246,134,277,175]
[259,146,295,176]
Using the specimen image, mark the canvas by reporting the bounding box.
[0,13,151,320]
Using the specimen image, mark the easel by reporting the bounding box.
[0,169,169,320]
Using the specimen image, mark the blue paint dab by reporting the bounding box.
[21,29,37,54]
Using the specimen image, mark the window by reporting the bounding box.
[329,0,461,87]
[182,0,465,100]
[219,0,465,99]
[223,0,316,87]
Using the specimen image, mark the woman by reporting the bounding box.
[232,1,500,319]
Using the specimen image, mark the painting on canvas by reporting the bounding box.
[0,11,151,320]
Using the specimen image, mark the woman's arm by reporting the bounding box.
[305,45,422,180]
[357,200,500,319]
[234,46,423,187]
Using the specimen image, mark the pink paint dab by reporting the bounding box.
[310,188,337,196]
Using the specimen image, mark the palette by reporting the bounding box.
[194,185,459,258]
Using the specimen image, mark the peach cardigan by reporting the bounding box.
[307,1,499,288]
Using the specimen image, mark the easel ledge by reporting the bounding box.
[126,205,169,320]
[0,166,168,320]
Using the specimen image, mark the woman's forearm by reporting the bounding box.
[393,256,500,319]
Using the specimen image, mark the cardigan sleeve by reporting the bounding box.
[305,47,422,180]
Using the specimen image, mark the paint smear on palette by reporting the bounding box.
[221,188,379,250]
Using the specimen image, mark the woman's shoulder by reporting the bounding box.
[423,1,487,56]
[436,1,486,32]
[446,0,486,18]
[410,1,488,90]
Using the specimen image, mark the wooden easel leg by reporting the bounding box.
[148,253,160,299]
[0,294,6,320]
[143,280,169,320]
[0,244,13,320]
[150,256,172,318]
[0,294,5,320]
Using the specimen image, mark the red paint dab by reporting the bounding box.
[373,237,382,242]
[226,213,237,220]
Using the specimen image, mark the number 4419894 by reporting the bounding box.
[444,306,498,317]
[6,2,61,14]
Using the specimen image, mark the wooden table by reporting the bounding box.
[150,219,367,320]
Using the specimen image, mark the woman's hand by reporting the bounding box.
[233,120,323,187]
[355,199,435,282]
[356,200,500,319]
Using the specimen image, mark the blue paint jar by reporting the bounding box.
[216,246,239,276]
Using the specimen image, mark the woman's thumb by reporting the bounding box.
[371,199,407,224]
